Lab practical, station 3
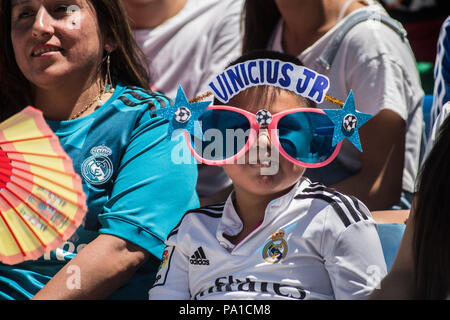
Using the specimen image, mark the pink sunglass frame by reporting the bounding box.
[183,105,342,168]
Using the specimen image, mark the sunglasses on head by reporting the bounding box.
[183,105,342,168]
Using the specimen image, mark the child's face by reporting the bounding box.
[223,89,307,197]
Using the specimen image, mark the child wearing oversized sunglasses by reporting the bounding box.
[149,51,387,300]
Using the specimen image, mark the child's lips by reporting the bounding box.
[249,159,279,168]
[254,160,272,167]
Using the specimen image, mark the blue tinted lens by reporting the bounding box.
[190,109,251,161]
[278,112,336,164]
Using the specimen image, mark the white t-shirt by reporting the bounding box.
[149,178,387,300]
[133,0,243,101]
[271,4,424,194]
[133,0,243,197]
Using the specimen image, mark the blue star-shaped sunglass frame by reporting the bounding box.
[323,90,372,152]
[155,86,372,153]
[153,86,211,140]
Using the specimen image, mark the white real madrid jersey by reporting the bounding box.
[149,178,387,300]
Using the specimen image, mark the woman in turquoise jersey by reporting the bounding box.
[0,0,199,299]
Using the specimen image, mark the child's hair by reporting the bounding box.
[213,50,317,111]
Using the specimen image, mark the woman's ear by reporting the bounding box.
[103,33,118,53]
[104,42,117,53]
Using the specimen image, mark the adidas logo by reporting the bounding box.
[190,247,210,266]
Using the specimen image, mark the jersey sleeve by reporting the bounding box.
[322,203,387,299]
[98,103,200,260]
[148,242,191,300]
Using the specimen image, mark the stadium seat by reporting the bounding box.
[422,94,433,141]
[377,223,406,272]
[372,210,409,272]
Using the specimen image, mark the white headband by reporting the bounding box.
[208,59,330,104]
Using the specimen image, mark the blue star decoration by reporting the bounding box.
[153,85,211,140]
[323,90,372,152]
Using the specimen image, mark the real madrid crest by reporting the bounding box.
[81,145,114,185]
[262,229,288,264]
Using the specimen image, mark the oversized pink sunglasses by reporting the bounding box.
[181,105,342,167]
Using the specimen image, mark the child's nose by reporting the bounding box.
[256,128,274,160]
[257,128,271,150]
[247,128,275,165]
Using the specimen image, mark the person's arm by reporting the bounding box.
[32,234,149,300]
[329,16,423,210]
[371,209,410,224]
[34,98,199,299]
[369,208,418,299]
[331,109,405,211]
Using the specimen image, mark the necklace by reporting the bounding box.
[70,89,105,120]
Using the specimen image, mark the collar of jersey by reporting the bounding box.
[46,83,126,135]
[216,177,311,250]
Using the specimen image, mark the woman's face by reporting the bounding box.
[223,89,307,198]
[10,0,105,90]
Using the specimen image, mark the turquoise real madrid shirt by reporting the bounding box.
[0,84,200,300]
